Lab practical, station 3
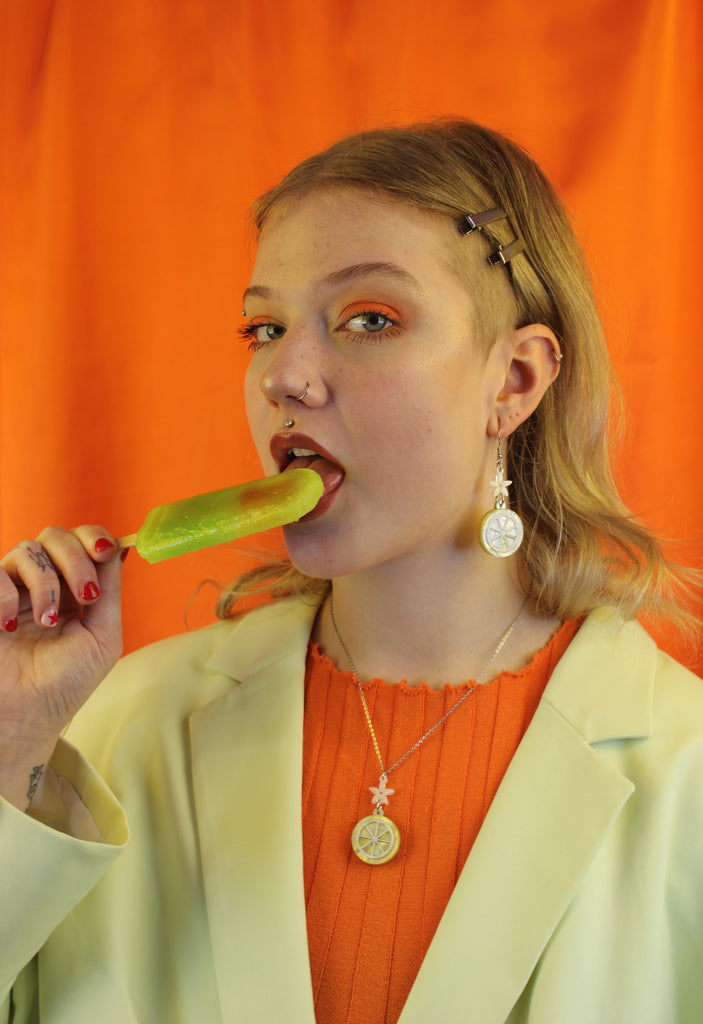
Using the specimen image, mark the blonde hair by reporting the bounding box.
[218,120,698,627]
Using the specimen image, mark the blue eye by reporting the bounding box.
[346,312,393,333]
[339,307,402,339]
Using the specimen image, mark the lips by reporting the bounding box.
[269,432,345,516]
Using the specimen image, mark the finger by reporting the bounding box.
[36,526,107,611]
[0,525,122,632]
[1,539,62,628]
[79,540,125,655]
[0,565,20,633]
[1,527,105,628]
[70,525,121,564]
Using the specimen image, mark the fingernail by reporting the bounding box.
[3,617,18,633]
[95,538,115,553]
[80,581,100,601]
[41,609,58,627]
[120,548,130,563]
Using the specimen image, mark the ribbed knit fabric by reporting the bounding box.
[302,618,580,1024]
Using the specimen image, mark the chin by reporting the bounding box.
[283,529,334,581]
[282,526,370,582]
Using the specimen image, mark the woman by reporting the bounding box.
[1,121,702,1023]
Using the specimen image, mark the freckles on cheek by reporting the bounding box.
[243,393,256,435]
[243,387,268,459]
[357,391,405,444]
[243,366,262,417]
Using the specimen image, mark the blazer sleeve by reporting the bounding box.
[0,738,129,1019]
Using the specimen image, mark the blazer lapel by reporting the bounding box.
[189,599,319,1024]
[399,609,656,1024]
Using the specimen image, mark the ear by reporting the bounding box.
[486,323,562,438]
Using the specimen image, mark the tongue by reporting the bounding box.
[286,454,344,493]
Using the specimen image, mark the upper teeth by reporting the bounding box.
[290,447,317,457]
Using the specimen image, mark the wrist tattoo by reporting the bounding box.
[25,764,45,811]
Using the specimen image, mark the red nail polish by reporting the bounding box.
[120,548,130,563]
[80,581,100,601]
[95,538,115,553]
[41,609,59,627]
[3,617,18,633]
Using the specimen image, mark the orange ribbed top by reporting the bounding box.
[302,618,580,1024]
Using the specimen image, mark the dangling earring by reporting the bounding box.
[479,434,524,558]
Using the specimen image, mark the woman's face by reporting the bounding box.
[243,190,507,580]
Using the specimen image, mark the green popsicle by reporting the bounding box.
[118,468,324,563]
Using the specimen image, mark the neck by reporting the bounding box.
[314,550,554,689]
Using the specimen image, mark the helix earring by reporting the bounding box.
[479,434,524,558]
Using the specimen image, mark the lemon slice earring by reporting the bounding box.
[479,434,524,558]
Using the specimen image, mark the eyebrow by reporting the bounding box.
[242,262,422,305]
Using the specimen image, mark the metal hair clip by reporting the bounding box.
[488,240,525,266]
[458,207,506,236]
[459,208,526,267]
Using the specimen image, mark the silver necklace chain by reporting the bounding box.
[329,590,531,781]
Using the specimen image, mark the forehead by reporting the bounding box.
[248,190,462,289]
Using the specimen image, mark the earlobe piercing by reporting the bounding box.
[479,434,524,558]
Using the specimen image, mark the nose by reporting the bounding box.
[257,329,325,412]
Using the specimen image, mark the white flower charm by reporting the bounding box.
[370,774,395,807]
[489,467,512,501]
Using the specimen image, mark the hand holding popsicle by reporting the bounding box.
[0,469,323,809]
[0,525,125,809]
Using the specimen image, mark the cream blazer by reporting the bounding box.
[1,599,703,1023]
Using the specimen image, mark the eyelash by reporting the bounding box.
[239,307,402,352]
[237,322,285,352]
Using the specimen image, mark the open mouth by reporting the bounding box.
[271,433,345,509]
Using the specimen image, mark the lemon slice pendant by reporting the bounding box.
[351,807,401,865]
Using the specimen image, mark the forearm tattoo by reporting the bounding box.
[26,546,54,573]
[25,764,45,811]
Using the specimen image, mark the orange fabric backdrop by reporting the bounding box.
[1,0,701,673]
